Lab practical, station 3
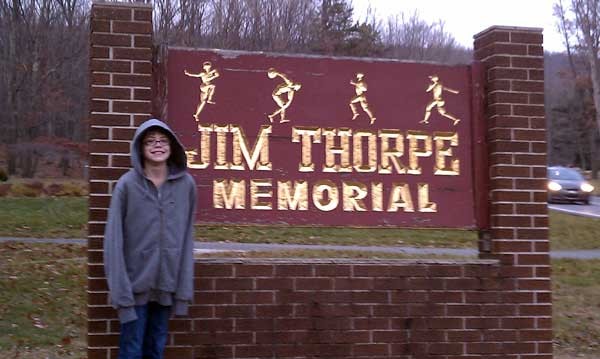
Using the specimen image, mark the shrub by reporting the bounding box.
[0,168,7,182]
[26,181,44,191]
[54,182,89,196]
[44,183,64,196]
[0,183,11,196]
[9,183,41,197]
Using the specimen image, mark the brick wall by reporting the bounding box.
[87,2,154,357]
[164,259,505,358]
[87,2,552,357]
[474,26,552,358]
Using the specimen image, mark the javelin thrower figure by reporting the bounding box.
[184,61,220,121]
[267,68,302,123]
[349,73,376,125]
[421,75,460,126]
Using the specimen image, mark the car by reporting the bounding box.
[547,166,594,204]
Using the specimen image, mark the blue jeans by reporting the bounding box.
[118,302,171,359]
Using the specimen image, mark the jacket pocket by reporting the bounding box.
[131,247,159,293]
[160,247,181,291]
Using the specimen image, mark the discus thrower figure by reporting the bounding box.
[267,68,301,123]
[421,75,460,126]
[184,61,220,121]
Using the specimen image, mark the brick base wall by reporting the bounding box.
[88,258,555,358]
[90,258,538,358]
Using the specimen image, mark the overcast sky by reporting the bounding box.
[352,0,564,53]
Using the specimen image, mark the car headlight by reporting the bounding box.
[581,182,595,192]
[548,181,562,191]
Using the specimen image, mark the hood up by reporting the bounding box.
[131,119,188,179]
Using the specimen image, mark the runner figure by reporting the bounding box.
[349,73,376,125]
[184,61,220,121]
[421,75,460,126]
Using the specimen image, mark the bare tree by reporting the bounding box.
[379,11,469,64]
[0,0,88,143]
[0,0,89,176]
[554,0,600,176]
[570,0,600,137]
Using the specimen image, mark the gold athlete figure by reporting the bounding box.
[184,61,220,121]
[421,75,460,126]
[349,73,376,125]
[267,68,301,123]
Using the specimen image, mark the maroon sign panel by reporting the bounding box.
[167,48,481,228]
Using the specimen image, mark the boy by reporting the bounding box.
[103,119,196,359]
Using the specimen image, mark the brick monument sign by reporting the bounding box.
[167,48,487,229]
[88,2,551,358]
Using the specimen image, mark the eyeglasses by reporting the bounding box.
[143,138,170,147]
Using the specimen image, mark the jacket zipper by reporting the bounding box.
[156,184,163,289]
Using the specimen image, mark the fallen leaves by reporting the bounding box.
[28,314,47,329]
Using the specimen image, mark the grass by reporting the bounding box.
[0,242,598,358]
[0,197,87,238]
[0,242,87,358]
[553,259,600,356]
[198,249,476,260]
[198,208,600,250]
[197,225,478,248]
[550,211,600,250]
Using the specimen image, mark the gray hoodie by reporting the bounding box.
[103,119,196,323]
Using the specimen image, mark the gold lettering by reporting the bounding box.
[292,126,321,172]
[212,178,439,214]
[418,183,437,212]
[213,179,245,209]
[337,128,352,172]
[187,124,214,169]
[277,180,308,210]
[185,150,199,168]
[371,182,383,211]
[342,181,368,211]
[214,125,230,170]
[230,125,272,171]
[378,130,406,174]
[250,179,273,210]
[353,130,377,172]
[407,131,432,175]
[312,180,339,211]
[434,132,459,175]
[387,183,414,212]
[323,128,352,173]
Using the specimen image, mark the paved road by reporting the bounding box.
[3,237,600,259]
[548,195,600,219]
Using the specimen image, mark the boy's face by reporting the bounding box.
[142,130,171,166]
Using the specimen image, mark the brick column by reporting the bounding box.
[88,2,153,358]
[474,26,552,358]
